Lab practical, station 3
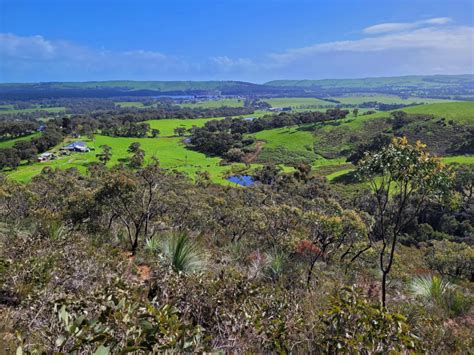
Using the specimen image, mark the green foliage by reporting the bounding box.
[410,275,452,303]
[318,287,421,353]
[264,248,287,281]
[145,237,161,254]
[425,240,474,280]
[162,233,207,273]
[54,287,204,352]
[410,275,471,318]
[357,137,455,306]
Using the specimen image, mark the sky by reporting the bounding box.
[0,0,473,83]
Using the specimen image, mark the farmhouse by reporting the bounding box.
[268,107,292,112]
[38,152,57,162]
[61,141,90,152]
[243,117,257,121]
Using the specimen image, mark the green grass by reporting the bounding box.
[178,98,244,108]
[0,105,66,115]
[316,101,474,133]
[146,117,226,136]
[266,75,474,89]
[253,125,348,167]
[146,114,267,137]
[5,135,252,185]
[0,133,40,148]
[331,95,454,105]
[51,80,242,91]
[442,156,474,164]
[254,125,315,151]
[402,102,474,125]
[262,97,334,108]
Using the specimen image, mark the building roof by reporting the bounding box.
[63,141,87,149]
[39,152,54,157]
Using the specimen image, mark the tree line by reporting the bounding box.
[190,108,349,158]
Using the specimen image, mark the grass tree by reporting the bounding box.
[162,233,207,273]
[357,137,454,307]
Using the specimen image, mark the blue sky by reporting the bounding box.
[0,0,473,82]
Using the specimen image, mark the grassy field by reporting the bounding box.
[314,101,474,132]
[262,97,334,108]
[266,75,474,89]
[331,95,455,105]
[4,101,472,185]
[402,102,474,125]
[4,134,254,184]
[0,105,66,115]
[178,98,244,108]
[146,118,223,136]
[0,133,40,148]
[442,155,474,164]
[254,125,315,151]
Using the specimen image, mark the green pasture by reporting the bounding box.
[4,134,251,184]
[178,98,244,108]
[262,97,334,108]
[331,95,455,105]
[0,133,40,148]
[146,118,223,136]
[0,105,66,115]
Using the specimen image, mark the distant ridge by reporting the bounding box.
[0,75,472,100]
[265,74,474,89]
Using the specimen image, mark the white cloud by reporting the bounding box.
[363,17,451,34]
[0,17,472,82]
[209,56,255,72]
[267,25,473,73]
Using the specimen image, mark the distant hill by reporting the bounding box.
[265,74,474,90]
[1,75,473,100]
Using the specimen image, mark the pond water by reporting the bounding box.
[227,175,255,186]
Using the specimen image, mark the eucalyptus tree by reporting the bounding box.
[357,137,454,307]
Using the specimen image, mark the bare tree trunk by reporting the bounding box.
[381,271,388,307]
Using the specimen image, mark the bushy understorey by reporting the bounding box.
[0,139,472,352]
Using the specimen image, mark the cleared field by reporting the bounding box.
[5,135,248,184]
[178,98,244,108]
[253,125,347,167]
[402,102,474,125]
[254,125,315,151]
[0,105,66,114]
[0,133,40,148]
[146,113,268,137]
[331,95,455,105]
[317,101,474,132]
[146,118,222,136]
[442,155,474,164]
[262,97,334,108]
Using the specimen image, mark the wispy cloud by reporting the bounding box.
[0,17,472,82]
[363,17,451,34]
[264,21,473,78]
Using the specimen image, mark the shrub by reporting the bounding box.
[425,240,474,280]
[316,286,421,353]
[162,233,207,273]
[410,274,471,318]
[410,275,452,303]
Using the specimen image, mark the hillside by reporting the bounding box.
[2,74,473,99]
[266,74,474,90]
